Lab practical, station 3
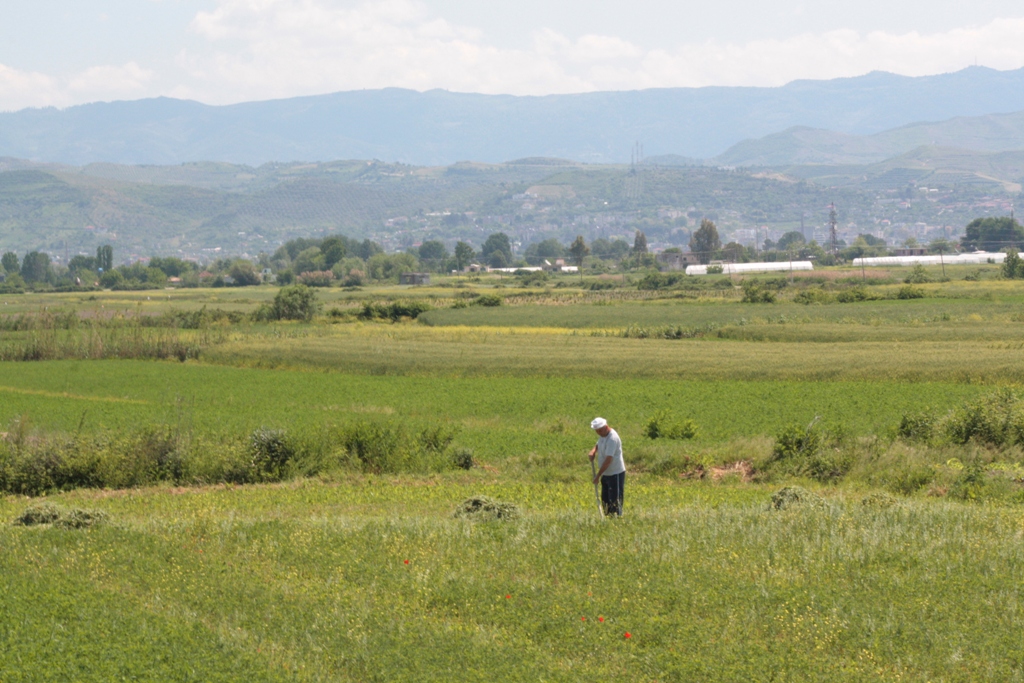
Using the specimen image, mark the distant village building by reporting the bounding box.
[261,268,277,284]
[656,251,701,271]
[893,248,927,257]
[400,272,431,285]
[464,263,484,273]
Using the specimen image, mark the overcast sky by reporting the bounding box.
[2,0,1024,111]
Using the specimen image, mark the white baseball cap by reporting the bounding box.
[590,417,608,430]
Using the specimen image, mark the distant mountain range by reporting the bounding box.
[4,66,1024,166]
[714,110,1024,167]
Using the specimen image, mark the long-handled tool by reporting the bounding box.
[590,456,605,519]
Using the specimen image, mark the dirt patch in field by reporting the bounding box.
[709,461,753,482]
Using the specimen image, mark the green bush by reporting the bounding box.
[761,423,851,483]
[944,388,1024,447]
[472,294,502,307]
[451,448,475,470]
[881,462,936,495]
[740,280,776,303]
[896,285,925,300]
[904,264,932,284]
[771,424,822,462]
[335,420,457,475]
[359,301,433,321]
[897,411,936,442]
[836,287,877,303]
[637,273,686,290]
[248,428,295,481]
[256,284,320,322]
[644,411,699,440]
[793,288,834,305]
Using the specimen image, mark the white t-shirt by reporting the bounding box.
[596,428,625,476]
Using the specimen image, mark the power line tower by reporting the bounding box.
[828,203,839,255]
[627,141,645,203]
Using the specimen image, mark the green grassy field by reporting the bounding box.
[4,482,1024,682]
[4,275,1024,681]
[0,360,987,453]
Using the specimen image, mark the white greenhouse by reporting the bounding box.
[685,261,814,275]
[852,252,1006,267]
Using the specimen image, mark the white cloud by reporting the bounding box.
[0,62,155,111]
[2,0,1024,110]
[174,1,1024,102]
[0,64,61,111]
[68,62,155,96]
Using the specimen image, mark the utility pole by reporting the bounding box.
[828,203,839,256]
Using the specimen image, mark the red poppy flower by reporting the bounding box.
[581,616,586,621]
[598,617,604,623]
[505,594,511,599]
[403,559,409,565]
[624,632,632,639]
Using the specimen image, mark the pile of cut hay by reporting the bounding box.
[14,503,108,529]
[453,496,520,521]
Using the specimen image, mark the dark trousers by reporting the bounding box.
[601,472,625,517]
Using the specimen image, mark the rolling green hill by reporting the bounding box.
[716,110,1024,167]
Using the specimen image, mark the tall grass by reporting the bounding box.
[3,482,1024,681]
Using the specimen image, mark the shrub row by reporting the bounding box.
[0,419,469,496]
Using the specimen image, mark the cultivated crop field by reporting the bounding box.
[3,265,1024,681]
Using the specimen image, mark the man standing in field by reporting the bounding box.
[589,417,626,517]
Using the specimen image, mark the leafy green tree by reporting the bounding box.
[721,241,746,263]
[229,260,261,286]
[536,238,564,260]
[272,284,320,321]
[568,235,589,280]
[481,233,512,265]
[320,237,347,269]
[99,269,124,288]
[632,230,648,255]
[454,241,474,271]
[354,239,383,260]
[2,252,19,274]
[689,219,721,265]
[591,238,630,261]
[96,245,113,271]
[776,231,806,251]
[961,216,1024,251]
[68,255,98,273]
[292,247,325,275]
[149,256,194,277]
[1002,249,1024,279]
[928,238,953,255]
[367,253,418,281]
[20,251,51,283]
[418,241,448,271]
[488,251,508,268]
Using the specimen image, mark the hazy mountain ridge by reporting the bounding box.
[715,111,1024,167]
[0,151,1014,261]
[4,67,1024,166]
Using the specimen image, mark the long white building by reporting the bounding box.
[686,261,814,275]
[852,252,1006,267]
